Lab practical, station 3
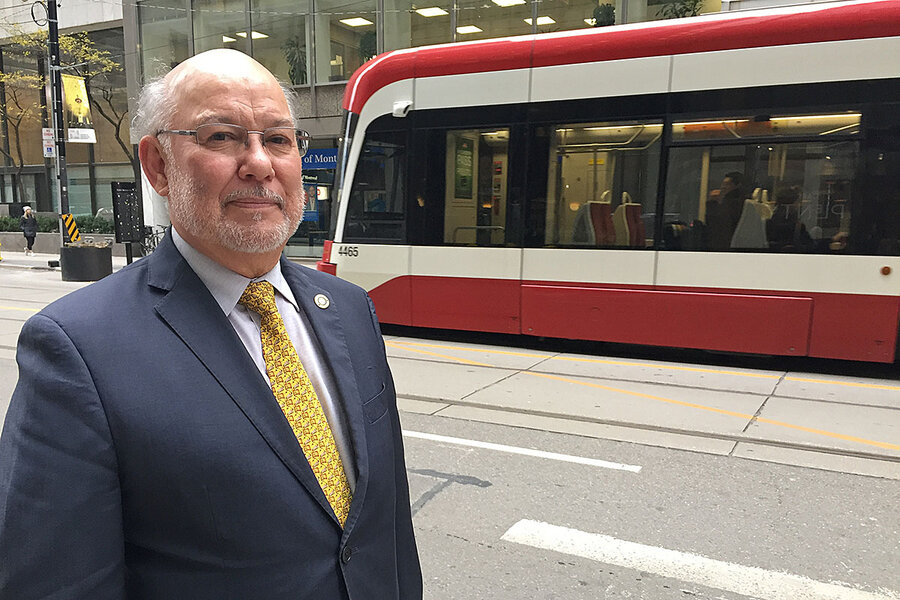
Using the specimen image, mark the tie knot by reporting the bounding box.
[239,281,278,316]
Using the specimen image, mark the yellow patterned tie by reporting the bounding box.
[239,281,352,526]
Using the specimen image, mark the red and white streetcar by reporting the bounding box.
[318,0,900,363]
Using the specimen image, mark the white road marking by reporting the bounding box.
[502,520,899,600]
[401,430,641,472]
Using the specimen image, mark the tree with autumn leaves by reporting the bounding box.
[0,26,132,205]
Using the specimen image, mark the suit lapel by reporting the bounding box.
[282,261,370,536]
[148,235,337,522]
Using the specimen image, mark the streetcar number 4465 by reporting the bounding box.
[337,246,359,257]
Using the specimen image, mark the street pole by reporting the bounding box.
[46,0,69,223]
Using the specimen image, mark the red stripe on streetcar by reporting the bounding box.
[365,275,900,363]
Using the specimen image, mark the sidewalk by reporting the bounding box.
[0,249,130,273]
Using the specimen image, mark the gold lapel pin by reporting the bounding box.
[314,294,330,309]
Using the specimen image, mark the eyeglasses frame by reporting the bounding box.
[157,123,311,157]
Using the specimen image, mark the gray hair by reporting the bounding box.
[132,66,301,144]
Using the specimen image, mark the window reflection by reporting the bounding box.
[345,131,407,242]
[672,113,861,142]
[384,0,453,50]
[194,0,250,54]
[315,0,376,83]
[663,141,859,253]
[455,0,532,41]
[139,0,189,75]
[252,0,309,85]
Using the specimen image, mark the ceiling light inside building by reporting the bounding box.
[492,0,526,6]
[524,16,555,25]
[416,7,449,16]
[456,25,482,34]
[234,31,269,39]
[222,35,236,43]
[340,17,374,26]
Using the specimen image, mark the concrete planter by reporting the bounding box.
[60,245,113,281]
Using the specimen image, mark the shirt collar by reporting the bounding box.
[171,227,299,316]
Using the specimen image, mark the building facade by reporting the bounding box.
[0,0,129,215]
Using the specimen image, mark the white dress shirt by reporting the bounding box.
[171,228,356,490]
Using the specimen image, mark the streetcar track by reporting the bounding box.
[397,393,900,465]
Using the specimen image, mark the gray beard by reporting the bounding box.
[167,166,304,254]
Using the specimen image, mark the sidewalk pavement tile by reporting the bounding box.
[388,356,517,402]
[746,396,900,456]
[459,371,762,435]
[531,353,782,396]
[433,404,737,455]
[774,374,900,410]
[732,442,900,480]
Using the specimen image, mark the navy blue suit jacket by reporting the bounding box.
[0,233,422,599]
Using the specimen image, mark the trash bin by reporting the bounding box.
[60,245,113,281]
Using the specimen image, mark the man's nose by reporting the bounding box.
[238,133,275,180]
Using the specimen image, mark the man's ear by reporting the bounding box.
[138,136,170,197]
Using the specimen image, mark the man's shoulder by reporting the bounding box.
[40,258,156,325]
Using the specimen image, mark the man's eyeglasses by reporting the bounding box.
[157,123,310,157]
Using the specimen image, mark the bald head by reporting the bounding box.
[133,49,297,141]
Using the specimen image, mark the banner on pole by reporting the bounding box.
[61,73,96,143]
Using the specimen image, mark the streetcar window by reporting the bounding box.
[671,112,861,142]
[540,120,662,248]
[662,140,859,253]
[344,130,407,243]
[423,128,511,246]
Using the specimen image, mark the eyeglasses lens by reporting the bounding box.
[195,124,309,156]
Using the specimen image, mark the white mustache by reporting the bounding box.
[222,186,285,208]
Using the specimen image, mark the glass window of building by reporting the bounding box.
[454,0,532,42]
[252,0,310,85]
[663,112,861,253]
[540,120,661,248]
[384,0,453,51]
[314,0,376,83]
[194,0,250,55]
[528,0,603,33]
[138,0,190,76]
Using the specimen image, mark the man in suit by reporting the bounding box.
[0,49,422,599]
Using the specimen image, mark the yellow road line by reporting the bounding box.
[784,376,900,392]
[390,340,551,360]
[0,305,38,313]
[390,342,900,452]
[385,341,493,367]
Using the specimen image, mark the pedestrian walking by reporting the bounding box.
[20,206,37,256]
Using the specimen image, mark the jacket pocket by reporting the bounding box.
[362,382,388,424]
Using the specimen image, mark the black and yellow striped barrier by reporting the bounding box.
[61,213,81,243]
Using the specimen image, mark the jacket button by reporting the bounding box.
[341,546,353,564]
